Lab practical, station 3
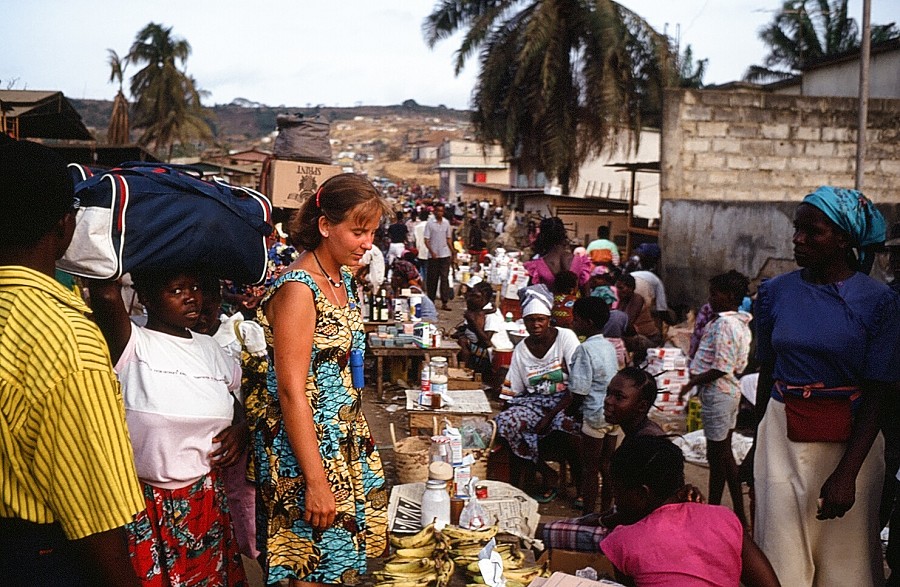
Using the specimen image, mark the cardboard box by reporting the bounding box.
[528,571,623,587]
[537,549,617,579]
[267,159,343,209]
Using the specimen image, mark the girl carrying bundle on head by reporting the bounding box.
[90,268,248,586]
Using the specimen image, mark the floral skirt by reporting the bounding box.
[495,391,579,462]
[126,471,247,587]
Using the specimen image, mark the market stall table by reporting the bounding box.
[362,319,395,334]
[404,389,494,434]
[368,336,460,400]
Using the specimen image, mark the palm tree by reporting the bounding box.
[677,44,707,89]
[424,0,673,194]
[745,0,899,83]
[106,49,130,145]
[127,22,211,160]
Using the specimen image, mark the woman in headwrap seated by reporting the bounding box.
[390,259,438,321]
[753,186,900,585]
[495,287,581,503]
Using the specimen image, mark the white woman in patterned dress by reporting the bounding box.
[256,174,390,586]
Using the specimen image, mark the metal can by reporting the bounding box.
[475,484,488,499]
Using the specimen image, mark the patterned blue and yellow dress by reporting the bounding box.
[254,268,387,585]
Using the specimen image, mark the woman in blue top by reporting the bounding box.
[753,186,900,586]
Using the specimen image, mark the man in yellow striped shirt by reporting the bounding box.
[0,140,145,586]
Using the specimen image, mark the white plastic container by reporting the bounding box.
[420,479,450,527]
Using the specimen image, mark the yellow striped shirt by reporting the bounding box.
[0,266,144,539]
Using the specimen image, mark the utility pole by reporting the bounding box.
[855,0,871,191]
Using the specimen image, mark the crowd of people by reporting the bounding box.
[2,135,899,587]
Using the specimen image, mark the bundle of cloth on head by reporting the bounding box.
[802,185,886,274]
[518,284,553,317]
[391,258,420,283]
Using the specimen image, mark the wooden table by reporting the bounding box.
[362,319,395,334]
[369,339,460,400]
[404,389,494,434]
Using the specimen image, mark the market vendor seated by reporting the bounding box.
[494,287,580,503]
[455,279,504,376]
[390,258,438,321]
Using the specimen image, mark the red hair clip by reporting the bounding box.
[315,186,323,208]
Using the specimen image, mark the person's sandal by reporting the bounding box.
[531,488,558,504]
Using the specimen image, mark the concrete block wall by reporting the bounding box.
[662,89,900,203]
[660,88,900,308]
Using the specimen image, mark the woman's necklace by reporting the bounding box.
[311,251,356,310]
[312,251,343,288]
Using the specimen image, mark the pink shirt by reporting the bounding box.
[601,502,743,587]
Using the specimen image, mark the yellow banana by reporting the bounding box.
[384,557,433,574]
[441,525,498,543]
[435,557,456,587]
[394,543,437,558]
[390,523,436,549]
[503,565,545,583]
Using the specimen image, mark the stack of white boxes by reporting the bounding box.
[647,348,689,414]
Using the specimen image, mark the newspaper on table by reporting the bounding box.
[405,389,493,414]
[388,480,541,540]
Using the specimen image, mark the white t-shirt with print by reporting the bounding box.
[116,325,240,489]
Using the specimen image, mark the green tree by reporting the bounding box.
[677,44,707,89]
[745,0,899,83]
[127,22,211,160]
[424,0,673,193]
[106,49,130,145]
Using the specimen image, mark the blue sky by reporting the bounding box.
[3,0,896,110]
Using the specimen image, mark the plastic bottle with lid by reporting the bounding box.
[430,357,448,399]
[420,480,450,527]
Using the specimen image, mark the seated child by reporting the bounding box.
[603,367,665,444]
[568,297,619,514]
[456,280,503,376]
[601,436,780,587]
[551,270,579,328]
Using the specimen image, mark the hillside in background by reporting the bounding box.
[71,98,470,146]
[70,98,473,184]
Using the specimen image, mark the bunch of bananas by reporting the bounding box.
[378,524,455,587]
[440,525,550,587]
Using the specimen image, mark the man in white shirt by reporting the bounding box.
[413,209,430,283]
[424,203,455,310]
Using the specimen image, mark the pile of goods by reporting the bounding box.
[377,523,455,587]
[379,524,550,586]
[646,347,689,414]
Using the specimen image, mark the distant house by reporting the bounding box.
[506,129,661,251]
[0,90,93,141]
[0,89,158,167]
[766,37,900,99]
[410,143,439,162]
[437,139,508,199]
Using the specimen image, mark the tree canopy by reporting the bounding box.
[745,0,900,83]
[127,23,212,159]
[424,0,675,193]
